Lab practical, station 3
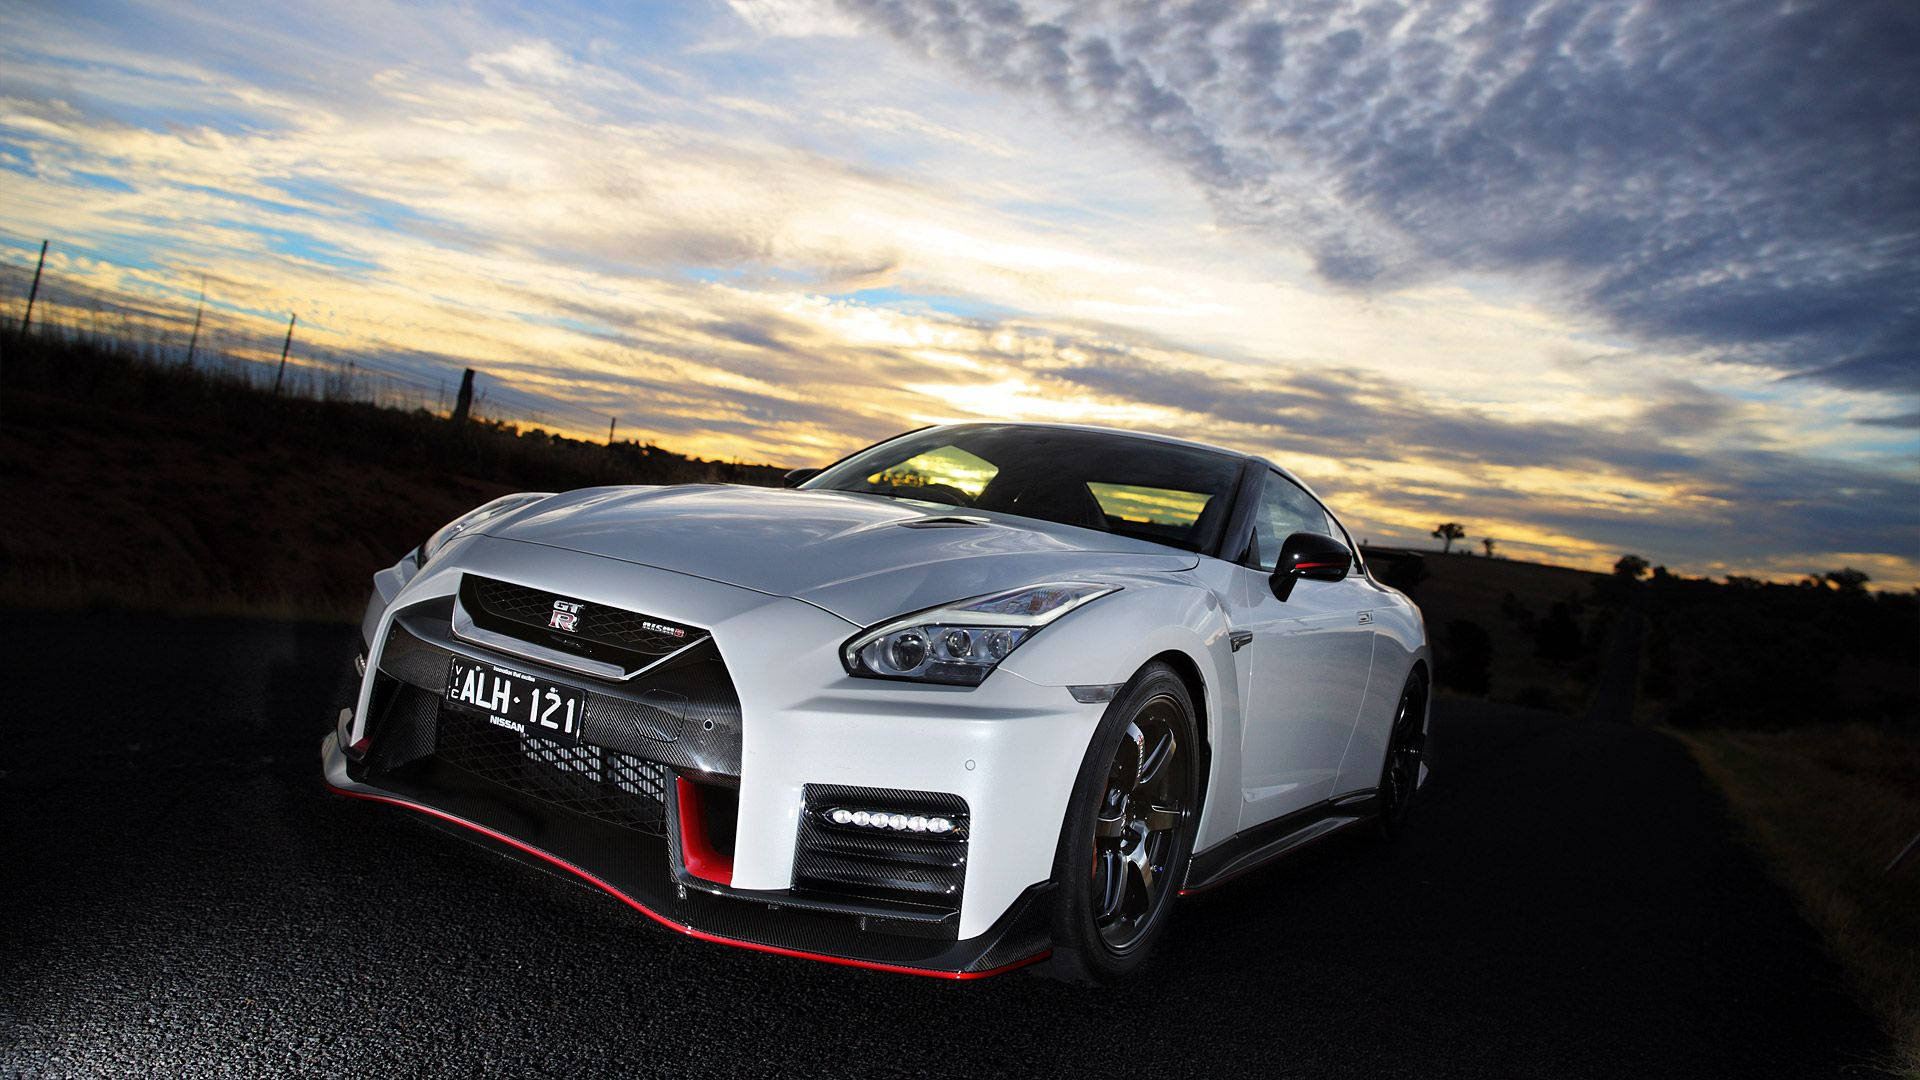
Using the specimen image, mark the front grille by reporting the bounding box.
[794,786,969,914]
[435,705,669,836]
[462,576,704,669]
[378,607,745,777]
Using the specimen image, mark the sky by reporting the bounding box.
[1,0,1916,585]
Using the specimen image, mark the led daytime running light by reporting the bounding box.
[826,807,957,834]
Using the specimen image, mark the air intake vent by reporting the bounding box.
[435,704,670,836]
[794,785,968,914]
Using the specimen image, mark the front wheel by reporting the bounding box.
[1040,662,1202,984]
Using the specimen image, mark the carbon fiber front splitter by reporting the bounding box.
[321,733,1054,978]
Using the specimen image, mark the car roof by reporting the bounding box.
[927,420,1249,461]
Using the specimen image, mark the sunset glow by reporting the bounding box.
[2,0,1914,584]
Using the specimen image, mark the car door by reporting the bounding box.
[1229,470,1377,830]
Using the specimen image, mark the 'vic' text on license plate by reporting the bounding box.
[444,657,585,743]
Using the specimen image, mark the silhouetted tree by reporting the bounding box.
[1614,554,1650,579]
[1438,619,1492,694]
[1432,522,1466,554]
[1825,567,1871,593]
[1534,601,1583,662]
[1641,624,1677,700]
[1481,537,1497,557]
[1499,591,1536,630]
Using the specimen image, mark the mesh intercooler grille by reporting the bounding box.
[435,706,669,836]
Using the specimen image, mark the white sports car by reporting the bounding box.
[322,422,1430,981]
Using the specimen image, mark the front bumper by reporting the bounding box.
[323,540,1104,975]
[322,731,1053,977]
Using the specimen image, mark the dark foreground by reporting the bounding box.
[0,615,1886,1078]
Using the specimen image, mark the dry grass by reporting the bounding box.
[0,333,785,619]
[1415,551,1611,709]
[1674,725,1920,1077]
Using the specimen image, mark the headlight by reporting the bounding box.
[414,492,554,568]
[843,582,1120,686]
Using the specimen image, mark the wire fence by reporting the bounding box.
[0,236,629,442]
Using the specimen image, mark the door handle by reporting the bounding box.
[1357,611,1374,625]
[1229,630,1254,652]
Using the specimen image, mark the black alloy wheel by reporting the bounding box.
[1043,661,1201,983]
[1375,673,1427,839]
[1091,699,1189,951]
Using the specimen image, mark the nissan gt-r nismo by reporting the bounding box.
[321,422,1431,982]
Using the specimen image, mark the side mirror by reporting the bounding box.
[783,467,821,488]
[1270,531,1352,601]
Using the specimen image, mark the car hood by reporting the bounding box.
[486,485,1199,626]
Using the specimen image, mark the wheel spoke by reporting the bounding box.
[1140,804,1181,832]
[1095,848,1127,920]
[1095,807,1129,839]
[1125,842,1155,909]
[1135,727,1176,791]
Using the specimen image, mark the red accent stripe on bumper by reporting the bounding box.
[326,783,1048,980]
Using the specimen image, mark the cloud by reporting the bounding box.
[0,0,1912,586]
[728,0,861,37]
[1856,411,1920,430]
[834,0,1920,393]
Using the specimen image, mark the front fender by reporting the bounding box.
[994,579,1244,852]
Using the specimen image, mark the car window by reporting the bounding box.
[1249,470,1332,572]
[1086,482,1214,543]
[804,424,1244,553]
[864,444,998,500]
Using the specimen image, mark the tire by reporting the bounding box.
[1039,662,1202,984]
[1374,671,1428,840]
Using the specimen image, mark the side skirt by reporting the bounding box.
[1180,788,1378,895]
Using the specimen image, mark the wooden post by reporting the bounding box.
[608,416,617,445]
[271,312,297,394]
[17,239,48,340]
[1887,830,1920,876]
[451,368,475,423]
[185,276,206,366]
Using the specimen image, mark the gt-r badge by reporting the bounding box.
[550,599,582,632]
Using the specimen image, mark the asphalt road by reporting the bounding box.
[0,614,1887,1078]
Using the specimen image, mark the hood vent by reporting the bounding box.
[897,516,992,529]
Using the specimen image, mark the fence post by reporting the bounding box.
[271,312,296,394]
[17,239,48,340]
[451,368,475,423]
[185,275,206,366]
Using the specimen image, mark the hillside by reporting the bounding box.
[4,332,1913,729]
[0,335,784,617]
[1397,550,1615,710]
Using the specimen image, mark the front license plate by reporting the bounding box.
[444,657,586,744]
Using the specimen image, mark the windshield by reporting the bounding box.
[803,424,1244,553]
